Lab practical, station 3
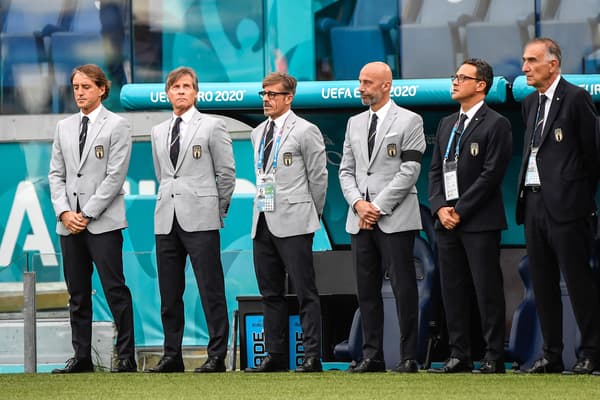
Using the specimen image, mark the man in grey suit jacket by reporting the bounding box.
[146,67,235,373]
[339,62,425,373]
[48,64,135,373]
[245,72,328,373]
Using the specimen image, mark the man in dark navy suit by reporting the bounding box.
[516,37,600,374]
[428,58,512,374]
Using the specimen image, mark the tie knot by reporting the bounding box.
[539,94,547,107]
[371,113,378,123]
[81,116,89,126]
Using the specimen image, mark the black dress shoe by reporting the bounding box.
[428,357,473,373]
[245,354,288,372]
[194,356,226,373]
[473,360,505,374]
[348,358,386,373]
[393,359,418,373]
[111,358,137,373]
[526,358,564,373]
[52,357,94,374]
[295,356,323,373]
[145,355,185,373]
[571,358,596,374]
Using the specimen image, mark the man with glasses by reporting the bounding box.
[516,38,600,374]
[246,72,327,373]
[428,59,512,373]
[339,61,425,373]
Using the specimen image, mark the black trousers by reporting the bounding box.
[437,229,505,362]
[351,226,418,361]
[155,218,229,358]
[252,214,322,357]
[60,229,135,360]
[524,191,600,362]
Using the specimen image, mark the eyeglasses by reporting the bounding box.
[258,90,290,99]
[451,74,481,84]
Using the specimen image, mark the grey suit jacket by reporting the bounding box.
[151,109,235,235]
[339,101,425,234]
[48,106,132,235]
[250,111,328,238]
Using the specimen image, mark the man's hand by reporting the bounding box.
[358,218,374,230]
[437,207,461,230]
[354,200,381,225]
[60,211,89,234]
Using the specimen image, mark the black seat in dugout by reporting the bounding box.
[318,0,399,80]
[333,204,441,368]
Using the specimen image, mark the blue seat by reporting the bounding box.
[540,0,600,74]
[504,256,543,370]
[320,0,399,80]
[333,223,440,367]
[400,0,483,78]
[464,0,534,81]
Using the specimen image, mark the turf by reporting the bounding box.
[2,371,600,400]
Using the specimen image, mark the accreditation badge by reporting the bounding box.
[443,160,459,201]
[95,145,104,159]
[524,147,541,186]
[256,173,276,212]
[192,145,202,159]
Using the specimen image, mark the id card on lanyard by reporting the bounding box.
[442,120,463,201]
[255,118,287,212]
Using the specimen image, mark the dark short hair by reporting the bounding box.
[165,66,199,92]
[462,58,494,95]
[262,72,297,95]
[526,37,562,67]
[71,64,110,100]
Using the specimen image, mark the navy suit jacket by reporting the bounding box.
[429,103,512,232]
[516,77,599,225]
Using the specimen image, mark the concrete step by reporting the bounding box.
[0,282,68,313]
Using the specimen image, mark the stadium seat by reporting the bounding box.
[333,233,439,368]
[400,0,484,78]
[539,0,600,74]
[504,256,543,370]
[464,0,534,81]
[319,0,399,80]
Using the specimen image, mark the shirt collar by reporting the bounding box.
[269,109,292,130]
[81,104,103,124]
[369,99,392,123]
[541,74,561,101]
[172,106,196,125]
[460,100,484,124]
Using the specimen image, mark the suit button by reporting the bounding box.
[73,192,76,196]
[77,173,82,177]
[171,194,174,198]
[367,172,372,176]
[174,175,178,179]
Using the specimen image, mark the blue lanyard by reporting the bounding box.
[256,118,287,172]
[529,102,544,148]
[443,118,463,161]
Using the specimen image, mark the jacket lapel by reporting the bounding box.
[79,108,108,168]
[369,105,395,166]
[458,104,487,148]
[175,110,201,172]
[539,78,565,147]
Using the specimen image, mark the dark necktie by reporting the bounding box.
[262,120,275,170]
[532,94,547,147]
[368,113,378,158]
[79,116,89,157]
[170,117,182,167]
[452,113,468,158]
